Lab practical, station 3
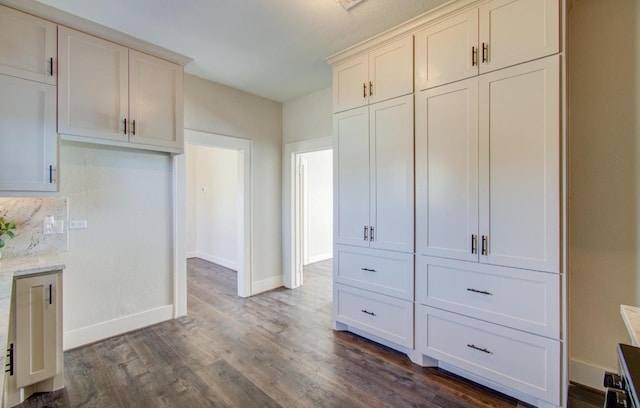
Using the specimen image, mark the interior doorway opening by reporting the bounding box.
[184,129,252,298]
[283,137,333,289]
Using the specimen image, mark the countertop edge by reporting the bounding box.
[621,304,640,347]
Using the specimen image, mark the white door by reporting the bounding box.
[370,95,414,253]
[415,9,478,91]
[332,55,368,113]
[58,27,128,141]
[0,75,56,192]
[0,5,56,85]
[129,50,183,149]
[368,36,414,104]
[15,273,60,388]
[416,78,479,261]
[478,55,560,272]
[334,107,370,247]
[479,0,559,74]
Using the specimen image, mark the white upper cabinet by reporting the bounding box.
[415,9,479,91]
[58,27,184,152]
[334,106,370,247]
[479,0,559,74]
[0,5,56,85]
[415,78,479,261]
[129,50,184,149]
[478,55,560,273]
[415,0,559,91]
[333,36,413,113]
[0,74,57,192]
[58,27,128,142]
[334,95,414,253]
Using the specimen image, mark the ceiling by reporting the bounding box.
[33,0,449,102]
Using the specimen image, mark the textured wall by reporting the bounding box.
[0,197,68,257]
[59,141,173,332]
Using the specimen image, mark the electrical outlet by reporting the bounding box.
[69,220,88,230]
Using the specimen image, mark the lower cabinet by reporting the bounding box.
[416,305,560,404]
[4,271,63,407]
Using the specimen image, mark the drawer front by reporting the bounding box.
[335,284,413,348]
[335,246,414,300]
[416,256,559,338]
[416,305,560,405]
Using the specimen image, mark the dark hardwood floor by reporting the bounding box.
[17,258,602,408]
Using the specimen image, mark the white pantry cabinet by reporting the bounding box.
[415,0,559,90]
[416,55,559,273]
[332,36,413,113]
[0,5,56,85]
[58,27,184,152]
[0,74,57,192]
[334,94,414,253]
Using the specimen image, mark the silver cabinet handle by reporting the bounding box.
[361,268,376,272]
[369,81,373,96]
[364,225,368,241]
[363,82,367,98]
[467,344,492,354]
[361,309,376,316]
[471,235,477,254]
[369,226,374,241]
[481,235,488,255]
[466,288,492,296]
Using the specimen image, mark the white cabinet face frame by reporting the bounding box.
[58,27,129,142]
[0,75,57,192]
[478,55,560,273]
[0,5,56,85]
[415,8,479,91]
[416,78,479,261]
[333,106,370,248]
[478,0,560,74]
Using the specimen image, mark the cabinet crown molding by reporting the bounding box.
[0,0,192,66]
[326,0,482,66]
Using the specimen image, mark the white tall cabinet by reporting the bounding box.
[329,0,565,407]
[0,5,58,192]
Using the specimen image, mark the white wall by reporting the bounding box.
[193,146,239,269]
[283,87,332,144]
[184,74,282,287]
[185,143,197,257]
[301,149,333,264]
[60,141,173,348]
[568,0,640,388]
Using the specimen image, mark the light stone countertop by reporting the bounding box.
[0,253,65,391]
[621,305,640,346]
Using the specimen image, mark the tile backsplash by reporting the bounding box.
[0,197,68,258]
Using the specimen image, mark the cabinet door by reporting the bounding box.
[415,9,478,91]
[370,95,414,253]
[58,27,128,141]
[479,0,559,74]
[0,75,57,192]
[332,54,368,113]
[478,56,559,272]
[368,36,414,104]
[15,273,60,388]
[416,79,478,260]
[0,6,56,85]
[334,107,370,247]
[129,50,184,149]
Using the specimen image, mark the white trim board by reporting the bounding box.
[252,275,283,295]
[64,305,173,350]
[569,358,613,392]
[195,252,239,272]
[282,137,333,289]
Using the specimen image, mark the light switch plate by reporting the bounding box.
[69,220,88,230]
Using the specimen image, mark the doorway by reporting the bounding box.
[184,129,252,298]
[283,137,333,288]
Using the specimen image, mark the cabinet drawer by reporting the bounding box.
[335,246,413,300]
[416,305,560,404]
[335,284,413,348]
[416,257,559,338]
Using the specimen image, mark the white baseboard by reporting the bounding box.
[307,252,333,264]
[569,358,612,391]
[186,250,197,258]
[196,251,238,271]
[63,304,174,350]
[252,274,283,295]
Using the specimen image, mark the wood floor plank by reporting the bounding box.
[15,259,602,408]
